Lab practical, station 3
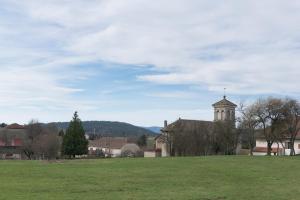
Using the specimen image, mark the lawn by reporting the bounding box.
[0,156,299,200]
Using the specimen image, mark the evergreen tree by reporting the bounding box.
[58,129,65,137]
[62,112,88,158]
[0,123,7,128]
[137,134,147,147]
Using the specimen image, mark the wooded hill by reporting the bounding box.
[51,121,157,137]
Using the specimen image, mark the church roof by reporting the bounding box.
[212,96,237,108]
[161,119,214,133]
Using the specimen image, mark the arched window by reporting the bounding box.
[215,110,219,120]
[221,110,224,120]
[231,110,235,120]
[226,110,230,120]
[217,110,222,120]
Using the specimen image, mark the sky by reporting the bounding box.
[0,0,300,126]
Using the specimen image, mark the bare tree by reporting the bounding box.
[36,133,61,160]
[23,120,60,160]
[266,98,286,155]
[282,98,300,156]
[252,99,273,155]
[22,120,43,159]
[238,103,259,155]
[252,98,286,155]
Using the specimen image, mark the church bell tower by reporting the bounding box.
[212,95,237,122]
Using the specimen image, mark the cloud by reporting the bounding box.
[0,0,300,124]
[145,91,198,99]
[11,0,299,94]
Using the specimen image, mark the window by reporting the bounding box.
[221,110,224,120]
[298,144,300,149]
[285,142,292,149]
[218,110,222,120]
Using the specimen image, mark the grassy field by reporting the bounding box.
[0,156,299,200]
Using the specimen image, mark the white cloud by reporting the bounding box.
[13,0,299,94]
[145,91,198,99]
[1,0,300,124]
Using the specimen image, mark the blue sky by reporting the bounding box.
[0,0,300,126]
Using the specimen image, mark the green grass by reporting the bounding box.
[0,156,299,200]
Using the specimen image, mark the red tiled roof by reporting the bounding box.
[6,123,25,129]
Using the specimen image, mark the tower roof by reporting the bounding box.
[212,96,237,108]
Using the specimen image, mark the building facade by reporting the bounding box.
[88,137,128,157]
[254,136,300,156]
[155,96,237,157]
[0,124,26,159]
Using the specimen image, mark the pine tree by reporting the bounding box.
[62,112,88,158]
[58,129,65,137]
[137,134,147,147]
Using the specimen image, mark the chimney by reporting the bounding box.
[164,120,168,128]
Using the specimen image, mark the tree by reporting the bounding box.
[0,123,7,128]
[88,133,100,140]
[37,133,61,160]
[121,144,143,157]
[62,112,88,158]
[22,120,43,159]
[23,120,60,160]
[252,99,274,156]
[282,98,300,156]
[137,134,147,147]
[95,149,105,158]
[170,120,214,156]
[58,129,65,137]
[266,98,286,155]
[212,121,238,155]
[238,103,259,155]
[251,98,287,155]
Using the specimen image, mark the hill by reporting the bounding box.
[51,121,156,137]
[0,157,299,200]
[143,126,161,133]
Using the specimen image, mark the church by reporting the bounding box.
[155,96,237,157]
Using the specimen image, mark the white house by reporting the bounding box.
[88,137,128,157]
[253,133,300,156]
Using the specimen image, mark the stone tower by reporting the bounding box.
[212,96,237,122]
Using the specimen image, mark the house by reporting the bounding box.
[0,123,27,159]
[155,132,168,157]
[253,132,300,156]
[155,96,237,157]
[88,137,128,157]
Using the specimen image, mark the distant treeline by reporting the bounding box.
[51,121,157,137]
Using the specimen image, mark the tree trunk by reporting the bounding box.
[267,142,272,156]
[276,142,280,156]
[290,138,295,156]
[249,147,253,156]
[248,140,254,156]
